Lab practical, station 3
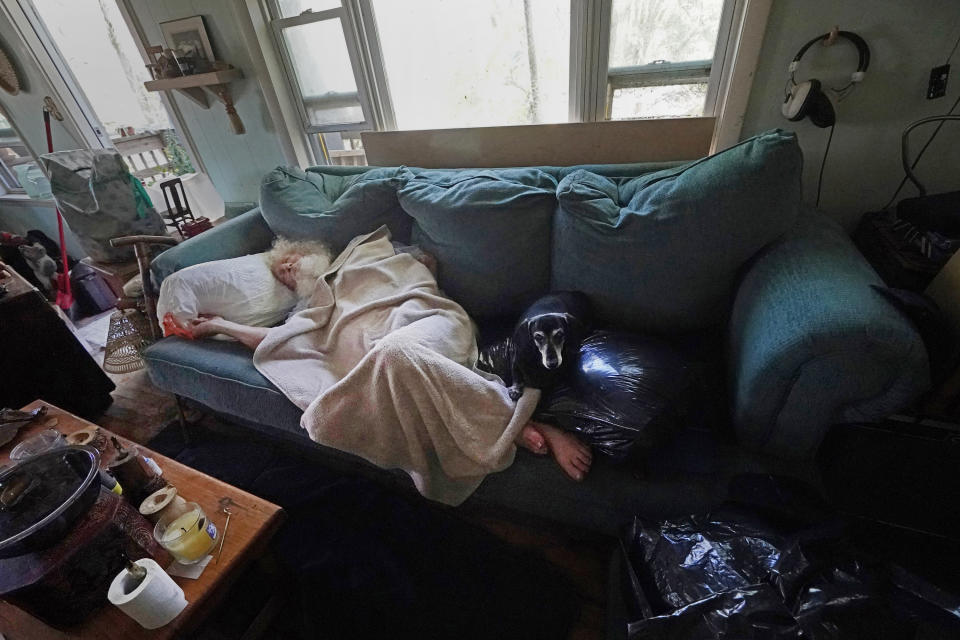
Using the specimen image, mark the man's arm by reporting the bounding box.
[186,316,269,351]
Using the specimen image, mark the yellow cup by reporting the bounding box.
[153,502,217,564]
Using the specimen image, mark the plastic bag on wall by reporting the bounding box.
[478,330,693,460]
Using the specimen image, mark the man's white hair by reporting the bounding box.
[262,237,332,269]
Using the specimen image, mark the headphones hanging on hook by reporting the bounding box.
[782,29,870,128]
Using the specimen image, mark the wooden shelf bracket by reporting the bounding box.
[144,68,245,134]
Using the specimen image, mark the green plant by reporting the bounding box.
[163,131,195,176]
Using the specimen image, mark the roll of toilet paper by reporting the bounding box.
[107,558,188,629]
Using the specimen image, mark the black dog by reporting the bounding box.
[508,291,591,400]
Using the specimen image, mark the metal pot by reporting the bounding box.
[0,445,100,558]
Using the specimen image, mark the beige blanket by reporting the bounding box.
[253,227,538,505]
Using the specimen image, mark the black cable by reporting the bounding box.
[878,30,960,210]
[882,91,960,209]
[947,30,960,64]
[816,123,836,209]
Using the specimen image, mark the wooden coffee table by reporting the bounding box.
[0,400,285,639]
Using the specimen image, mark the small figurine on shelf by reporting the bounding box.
[159,49,182,79]
[175,55,196,76]
[147,45,182,79]
[145,45,164,78]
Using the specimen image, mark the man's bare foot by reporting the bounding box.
[517,422,548,455]
[534,421,592,481]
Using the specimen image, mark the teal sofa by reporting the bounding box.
[143,131,929,534]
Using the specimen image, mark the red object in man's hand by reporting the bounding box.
[162,312,194,339]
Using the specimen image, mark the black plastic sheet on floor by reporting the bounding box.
[619,504,960,639]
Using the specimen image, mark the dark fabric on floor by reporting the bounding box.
[149,424,578,640]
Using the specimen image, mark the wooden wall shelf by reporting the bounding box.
[144,67,245,134]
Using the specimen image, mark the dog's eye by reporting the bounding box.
[533,331,545,341]
[554,330,565,341]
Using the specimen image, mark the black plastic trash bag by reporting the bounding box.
[478,330,693,460]
[620,510,960,639]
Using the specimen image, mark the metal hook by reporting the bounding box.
[42,96,63,121]
[823,26,840,47]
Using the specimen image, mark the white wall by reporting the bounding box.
[124,0,287,204]
[740,0,960,229]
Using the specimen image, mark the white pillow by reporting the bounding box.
[156,253,297,332]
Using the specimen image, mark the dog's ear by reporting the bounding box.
[513,318,532,344]
[561,313,582,333]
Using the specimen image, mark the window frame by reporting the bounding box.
[265,0,393,163]
[249,0,770,164]
[572,0,740,122]
[0,114,29,195]
[604,59,713,119]
[270,5,374,135]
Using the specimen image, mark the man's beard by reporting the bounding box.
[293,254,330,299]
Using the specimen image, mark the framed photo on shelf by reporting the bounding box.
[160,15,215,68]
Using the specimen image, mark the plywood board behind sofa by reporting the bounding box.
[362,117,715,168]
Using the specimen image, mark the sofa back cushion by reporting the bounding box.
[398,168,558,319]
[552,129,803,332]
[259,166,411,253]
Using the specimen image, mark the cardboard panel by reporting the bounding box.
[362,118,716,168]
[926,251,960,334]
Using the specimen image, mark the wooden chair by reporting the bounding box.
[108,234,196,440]
[159,178,196,236]
[108,235,177,340]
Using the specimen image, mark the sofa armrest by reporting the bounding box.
[728,211,929,459]
[150,207,275,287]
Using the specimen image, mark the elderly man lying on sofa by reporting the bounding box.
[157,229,594,505]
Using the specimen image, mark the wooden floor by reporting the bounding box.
[91,366,612,639]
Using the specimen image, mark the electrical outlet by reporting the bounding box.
[928,64,950,99]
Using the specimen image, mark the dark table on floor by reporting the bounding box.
[0,262,114,418]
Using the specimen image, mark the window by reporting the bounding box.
[0,111,30,194]
[605,0,728,119]
[370,0,569,130]
[260,0,749,164]
[268,0,383,163]
[271,2,372,131]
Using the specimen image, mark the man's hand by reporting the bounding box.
[182,315,269,350]
[185,315,225,338]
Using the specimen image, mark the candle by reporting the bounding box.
[154,502,217,564]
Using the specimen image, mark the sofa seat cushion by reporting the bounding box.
[552,129,803,332]
[260,166,411,253]
[143,337,303,433]
[398,168,558,319]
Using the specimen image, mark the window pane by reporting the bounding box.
[0,111,30,190]
[281,18,365,127]
[320,131,367,166]
[32,0,172,135]
[371,0,569,130]
[276,0,340,18]
[609,84,708,119]
[609,0,724,68]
